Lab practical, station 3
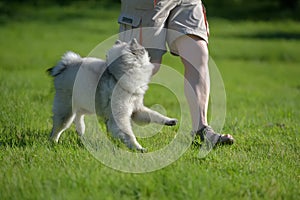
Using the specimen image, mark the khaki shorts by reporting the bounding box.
[118,0,209,60]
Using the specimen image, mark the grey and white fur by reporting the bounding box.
[48,39,177,152]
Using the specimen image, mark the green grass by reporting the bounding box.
[0,5,300,200]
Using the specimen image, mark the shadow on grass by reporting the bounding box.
[0,126,84,148]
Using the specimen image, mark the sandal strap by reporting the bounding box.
[196,126,221,145]
[194,126,234,146]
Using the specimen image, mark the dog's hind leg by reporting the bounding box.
[50,113,75,142]
[132,107,178,126]
[50,94,75,142]
[75,113,85,136]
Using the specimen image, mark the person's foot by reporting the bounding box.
[193,126,234,146]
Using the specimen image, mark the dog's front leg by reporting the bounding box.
[106,114,146,152]
[132,107,178,126]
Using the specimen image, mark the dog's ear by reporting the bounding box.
[115,40,122,45]
[129,38,139,50]
[129,38,145,56]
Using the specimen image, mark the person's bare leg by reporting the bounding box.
[150,38,209,130]
[176,35,209,131]
[175,35,234,145]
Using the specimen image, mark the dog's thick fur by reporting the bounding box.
[48,39,177,151]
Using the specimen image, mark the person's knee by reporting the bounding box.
[176,35,209,71]
[176,35,209,57]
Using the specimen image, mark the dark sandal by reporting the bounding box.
[193,126,234,146]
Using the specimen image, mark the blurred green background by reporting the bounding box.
[1,0,300,21]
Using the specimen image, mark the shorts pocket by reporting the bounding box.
[118,13,141,28]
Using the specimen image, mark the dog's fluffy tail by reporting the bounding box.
[47,51,81,77]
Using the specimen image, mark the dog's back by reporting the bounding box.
[48,51,107,115]
[48,51,106,91]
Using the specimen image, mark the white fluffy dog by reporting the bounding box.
[48,39,177,152]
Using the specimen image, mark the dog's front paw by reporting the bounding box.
[165,118,178,126]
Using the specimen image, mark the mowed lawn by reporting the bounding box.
[0,5,299,200]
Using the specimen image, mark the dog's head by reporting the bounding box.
[106,39,154,81]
